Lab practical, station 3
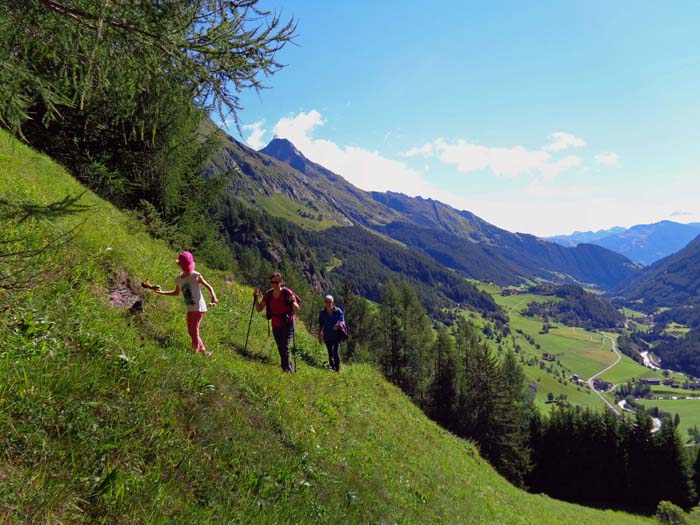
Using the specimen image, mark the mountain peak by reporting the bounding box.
[263,136,299,152]
[260,137,309,173]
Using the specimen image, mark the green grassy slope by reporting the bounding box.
[0,130,653,524]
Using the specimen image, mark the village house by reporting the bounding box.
[593,379,613,391]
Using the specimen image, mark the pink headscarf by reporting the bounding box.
[177,251,195,273]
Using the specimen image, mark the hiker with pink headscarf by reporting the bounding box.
[154,251,218,356]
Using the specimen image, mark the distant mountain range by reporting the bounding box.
[207,130,638,295]
[546,221,700,265]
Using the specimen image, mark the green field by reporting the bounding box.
[542,328,616,379]
[474,283,699,419]
[661,322,691,338]
[637,398,700,443]
[599,352,691,386]
[651,385,700,397]
[468,285,620,411]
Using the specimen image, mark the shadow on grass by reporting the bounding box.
[229,341,272,364]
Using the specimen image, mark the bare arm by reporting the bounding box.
[198,275,218,304]
[154,285,180,297]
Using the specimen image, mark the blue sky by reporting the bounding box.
[220,1,700,237]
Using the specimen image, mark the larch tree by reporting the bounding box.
[0,0,296,212]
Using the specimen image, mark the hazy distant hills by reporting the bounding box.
[208,131,639,291]
[546,227,626,247]
[547,221,700,265]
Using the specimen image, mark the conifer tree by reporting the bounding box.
[653,419,696,508]
[625,411,656,507]
[453,319,532,485]
[593,408,627,505]
[497,349,533,487]
[339,279,372,360]
[461,338,505,470]
[0,0,295,218]
[397,282,434,402]
[376,282,433,400]
[379,282,402,385]
[693,447,700,504]
[428,328,457,428]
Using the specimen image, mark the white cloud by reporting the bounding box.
[401,143,434,158]
[594,152,621,166]
[271,110,429,194]
[273,110,326,144]
[488,146,551,177]
[430,139,580,179]
[263,114,655,236]
[541,155,583,179]
[243,120,267,150]
[544,131,587,152]
[434,139,490,173]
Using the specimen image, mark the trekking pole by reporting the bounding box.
[243,293,256,353]
[292,322,298,373]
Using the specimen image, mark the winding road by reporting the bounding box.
[586,334,663,431]
[586,333,622,416]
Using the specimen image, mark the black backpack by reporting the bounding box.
[264,287,301,321]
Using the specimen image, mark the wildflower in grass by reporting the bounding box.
[125,387,131,394]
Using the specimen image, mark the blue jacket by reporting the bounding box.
[319,306,344,342]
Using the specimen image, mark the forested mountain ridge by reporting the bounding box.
[372,194,639,289]
[205,130,399,228]
[618,236,700,310]
[370,191,502,242]
[221,199,504,322]
[522,284,626,330]
[238,136,640,290]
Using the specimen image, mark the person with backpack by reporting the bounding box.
[318,294,345,372]
[154,251,218,357]
[254,272,300,373]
